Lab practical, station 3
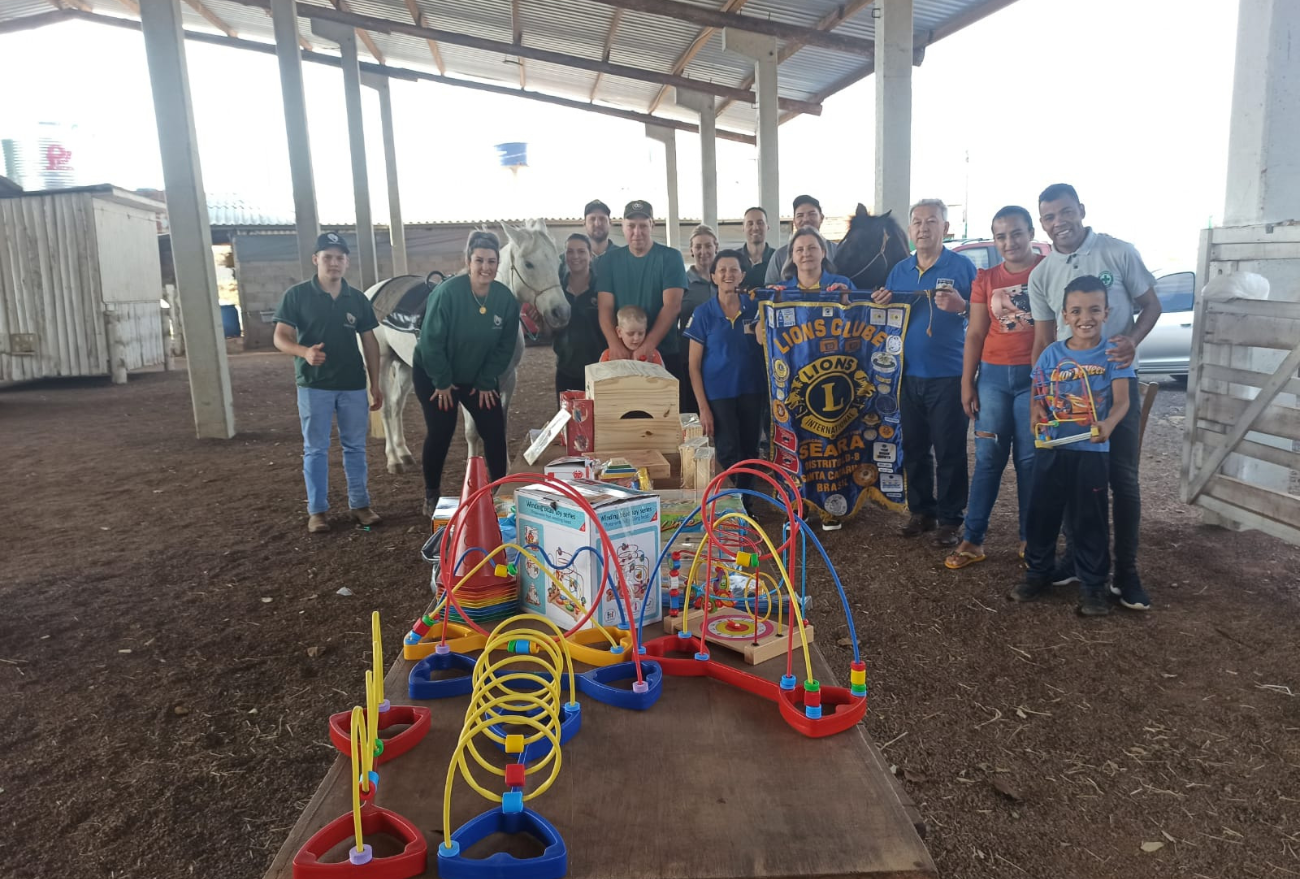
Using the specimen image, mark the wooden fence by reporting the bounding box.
[1182,222,1300,545]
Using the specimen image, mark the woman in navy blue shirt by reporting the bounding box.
[685,250,767,506]
[766,226,858,303]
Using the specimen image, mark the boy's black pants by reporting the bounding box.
[1023,448,1110,588]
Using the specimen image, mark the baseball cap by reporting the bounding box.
[792,194,821,213]
[315,231,350,254]
[584,199,611,217]
[623,199,653,220]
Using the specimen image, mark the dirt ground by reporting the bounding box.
[1,349,1297,879]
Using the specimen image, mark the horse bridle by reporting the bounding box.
[844,227,892,284]
[510,261,563,304]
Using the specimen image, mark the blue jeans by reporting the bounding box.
[964,364,1035,545]
[297,387,372,515]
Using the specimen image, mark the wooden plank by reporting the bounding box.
[646,0,753,114]
[1196,494,1300,547]
[587,7,623,102]
[1210,242,1300,262]
[1199,362,1300,397]
[1188,365,1300,500]
[182,0,238,37]
[1204,297,1300,321]
[261,637,936,879]
[1204,222,1300,245]
[1196,391,1300,442]
[1203,310,1300,351]
[1137,381,1158,446]
[1198,430,1300,472]
[1182,227,1218,500]
[612,448,672,481]
[1204,474,1300,532]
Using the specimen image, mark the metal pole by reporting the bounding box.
[271,0,320,279]
[364,72,408,276]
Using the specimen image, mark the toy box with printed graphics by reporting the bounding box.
[559,391,595,455]
[544,456,598,482]
[515,480,662,631]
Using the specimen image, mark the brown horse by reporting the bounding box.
[832,204,911,291]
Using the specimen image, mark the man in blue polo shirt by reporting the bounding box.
[874,199,977,547]
[273,232,384,534]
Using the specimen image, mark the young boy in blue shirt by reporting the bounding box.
[1010,275,1134,616]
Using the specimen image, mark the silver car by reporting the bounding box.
[1137,271,1196,381]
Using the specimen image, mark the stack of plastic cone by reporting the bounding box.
[440,457,518,625]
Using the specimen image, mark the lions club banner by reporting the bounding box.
[761,300,911,518]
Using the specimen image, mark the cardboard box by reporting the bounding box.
[560,391,595,456]
[544,456,598,482]
[516,480,662,630]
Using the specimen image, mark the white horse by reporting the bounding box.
[365,220,570,475]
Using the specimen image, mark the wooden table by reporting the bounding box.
[263,624,936,879]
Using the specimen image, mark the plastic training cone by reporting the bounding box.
[446,457,513,591]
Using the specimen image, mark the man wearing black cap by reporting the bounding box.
[764,195,839,286]
[583,199,616,259]
[597,200,690,381]
[272,232,384,534]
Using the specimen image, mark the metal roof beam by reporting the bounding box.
[717,0,874,117]
[646,0,751,115]
[400,0,446,74]
[329,0,385,64]
[510,0,524,88]
[182,0,237,38]
[587,0,873,56]
[587,7,623,102]
[32,9,758,145]
[228,0,822,115]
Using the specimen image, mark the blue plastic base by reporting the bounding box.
[409,650,478,700]
[437,807,567,879]
[576,660,663,710]
[489,701,582,763]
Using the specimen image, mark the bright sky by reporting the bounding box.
[0,0,1236,271]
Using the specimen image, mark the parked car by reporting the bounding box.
[1136,271,1196,381]
[948,238,1052,270]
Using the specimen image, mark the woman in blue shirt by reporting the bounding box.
[764,226,858,303]
[685,250,766,507]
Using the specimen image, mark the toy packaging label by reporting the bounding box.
[544,456,598,482]
[516,480,662,630]
[559,391,595,456]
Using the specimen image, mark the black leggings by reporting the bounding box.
[412,363,508,499]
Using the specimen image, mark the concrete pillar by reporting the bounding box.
[363,73,408,276]
[139,0,236,439]
[1224,0,1300,225]
[873,0,913,224]
[674,89,718,230]
[723,30,780,238]
[312,20,377,288]
[271,0,319,280]
[645,124,681,250]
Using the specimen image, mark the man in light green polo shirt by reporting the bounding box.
[272,232,384,533]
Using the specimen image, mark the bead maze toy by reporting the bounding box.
[296,455,872,877]
[295,613,428,879]
[1032,359,1102,448]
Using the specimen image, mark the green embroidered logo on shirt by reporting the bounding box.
[1099,271,1114,288]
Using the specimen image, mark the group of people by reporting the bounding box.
[272,182,1162,617]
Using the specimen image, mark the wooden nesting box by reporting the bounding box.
[584,360,680,456]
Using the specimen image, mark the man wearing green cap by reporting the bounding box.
[596,200,690,388]
[272,232,384,533]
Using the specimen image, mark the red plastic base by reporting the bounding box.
[293,805,428,879]
[640,634,866,737]
[327,705,432,766]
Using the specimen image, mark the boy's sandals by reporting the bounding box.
[944,548,987,570]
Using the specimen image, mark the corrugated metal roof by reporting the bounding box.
[0,0,1021,134]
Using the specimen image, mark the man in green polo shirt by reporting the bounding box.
[272,232,384,533]
[597,199,690,392]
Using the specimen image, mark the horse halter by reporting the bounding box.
[844,227,892,284]
[510,261,563,309]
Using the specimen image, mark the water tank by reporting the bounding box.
[1,123,82,190]
[494,142,528,168]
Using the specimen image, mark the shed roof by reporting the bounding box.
[0,0,1019,140]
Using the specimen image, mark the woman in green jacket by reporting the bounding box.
[412,230,521,508]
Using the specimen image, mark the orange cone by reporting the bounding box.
[445,457,513,591]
